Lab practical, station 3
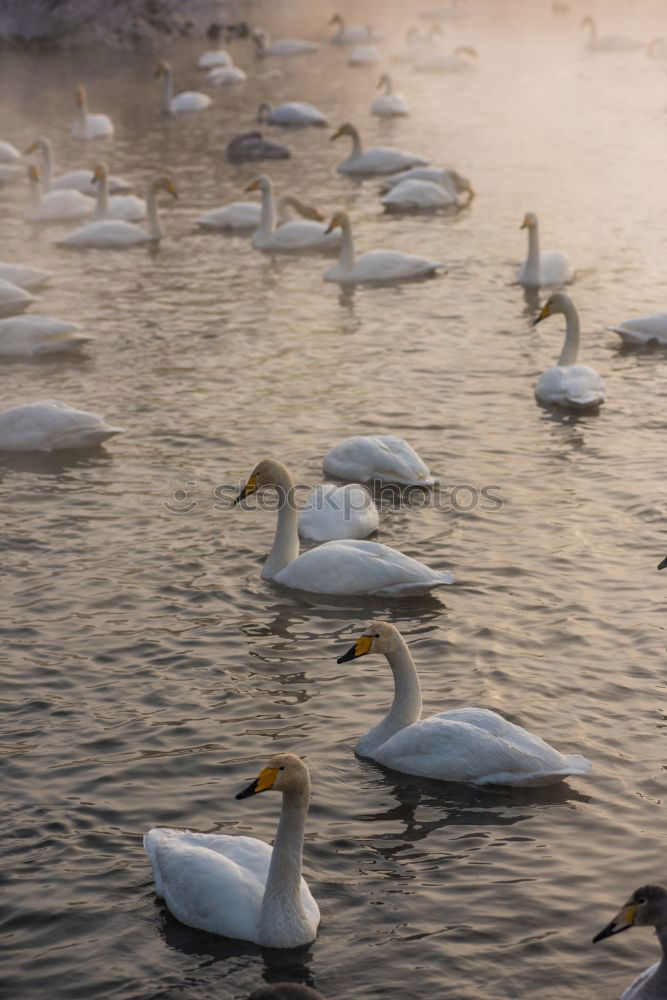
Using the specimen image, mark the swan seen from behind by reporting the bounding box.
[533,293,606,409]
[298,484,379,541]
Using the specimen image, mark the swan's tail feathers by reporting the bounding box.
[561,753,592,776]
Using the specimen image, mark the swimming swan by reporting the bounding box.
[0,316,93,358]
[91,163,146,221]
[593,885,667,1000]
[207,64,247,86]
[323,435,436,486]
[381,178,458,212]
[517,212,574,287]
[252,30,320,57]
[332,122,428,176]
[24,165,94,225]
[608,313,667,347]
[348,45,380,66]
[257,101,327,127]
[156,61,212,113]
[0,264,52,290]
[247,175,341,253]
[0,279,37,317]
[581,15,645,53]
[329,14,381,45]
[371,75,409,117]
[57,176,177,248]
[323,211,443,285]
[197,24,232,69]
[533,293,606,409]
[0,400,123,451]
[298,483,379,541]
[337,621,592,786]
[379,167,473,200]
[71,85,114,139]
[144,753,320,948]
[26,137,130,195]
[235,459,453,595]
[197,191,319,233]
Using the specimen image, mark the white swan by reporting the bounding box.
[0,400,123,451]
[196,191,325,233]
[0,279,37,318]
[608,313,667,347]
[26,137,130,195]
[207,65,247,86]
[197,24,232,70]
[257,101,327,127]
[581,15,645,53]
[0,140,20,163]
[533,293,606,409]
[298,484,379,541]
[379,167,473,199]
[0,316,93,358]
[71,85,114,139]
[323,211,443,285]
[144,753,319,948]
[348,45,380,67]
[332,123,428,175]
[235,459,453,595]
[0,164,21,184]
[91,163,146,221]
[248,176,341,254]
[0,264,52,291]
[593,885,667,1000]
[414,46,477,73]
[517,212,574,287]
[252,29,320,57]
[371,75,409,117]
[381,178,457,212]
[57,175,178,249]
[329,14,381,45]
[338,621,592,787]
[24,165,94,225]
[323,435,436,486]
[156,62,212,114]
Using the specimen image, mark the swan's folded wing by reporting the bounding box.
[609,313,667,344]
[620,961,659,1000]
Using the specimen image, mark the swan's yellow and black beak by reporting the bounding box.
[236,765,279,799]
[330,126,343,142]
[337,634,374,664]
[245,178,261,193]
[533,302,552,327]
[234,474,258,506]
[593,903,636,943]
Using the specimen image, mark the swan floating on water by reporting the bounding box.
[338,621,592,786]
[608,313,667,347]
[257,101,327,127]
[144,753,320,948]
[381,178,459,212]
[533,293,606,410]
[71,85,114,139]
[323,211,443,285]
[91,163,146,221]
[227,131,290,163]
[56,176,177,248]
[196,189,316,232]
[0,140,20,163]
[380,166,473,198]
[332,122,428,176]
[207,64,247,86]
[0,264,52,291]
[517,212,574,288]
[348,45,380,67]
[0,316,93,358]
[197,24,232,69]
[324,435,436,486]
[329,14,381,45]
[298,484,379,540]
[593,885,667,1000]
[235,459,453,595]
[24,165,94,225]
[156,61,212,113]
[253,29,319,57]
[581,15,645,53]
[247,175,341,254]
[0,401,123,451]
[26,137,130,195]
[0,279,37,318]
[371,75,409,117]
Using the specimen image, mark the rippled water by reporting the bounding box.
[2,2,667,998]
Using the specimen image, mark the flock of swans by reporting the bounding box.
[3,7,667,999]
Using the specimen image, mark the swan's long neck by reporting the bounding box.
[652,925,667,987]
[524,224,541,285]
[258,785,311,943]
[263,466,300,579]
[93,172,109,220]
[77,93,88,130]
[39,141,53,188]
[556,300,580,366]
[346,126,362,158]
[359,637,422,753]
[145,181,163,239]
[257,181,276,237]
[382,77,393,95]
[161,69,173,109]
[28,174,43,211]
[335,217,356,273]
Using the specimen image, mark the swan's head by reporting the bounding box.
[533,292,571,326]
[256,102,273,123]
[337,620,402,663]
[377,73,391,89]
[330,122,357,143]
[520,212,538,230]
[324,210,349,235]
[155,61,171,78]
[593,886,667,943]
[75,85,87,107]
[236,752,310,799]
[150,175,179,199]
[234,458,292,504]
[450,170,474,196]
[91,162,109,183]
[329,14,343,26]
[244,175,271,194]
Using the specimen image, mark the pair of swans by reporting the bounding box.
[517,212,573,288]
[257,101,327,127]
[26,137,130,195]
[56,176,177,249]
[581,15,645,53]
[533,293,606,409]
[0,401,123,451]
[246,176,341,253]
[156,62,212,113]
[594,886,667,1000]
[71,85,114,139]
[370,75,409,117]
[332,122,428,175]
[323,211,443,285]
[235,459,453,596]
[381,168,473,212]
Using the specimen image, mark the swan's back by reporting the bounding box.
[323,434,434,485]
[59,219,147,248]
[536,364,605,408]
[0,401,123,451]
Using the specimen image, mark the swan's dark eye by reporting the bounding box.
[279,766,285,771]
[373,633,380,638]
[637,897,646,905]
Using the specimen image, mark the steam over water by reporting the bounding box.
[2,2,667,998]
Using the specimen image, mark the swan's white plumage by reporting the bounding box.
[249,176,341,254]
[198,48,231,69]
[207,65,247,86]
[258,102,327,126]
[298,484,379,541]
[534,293,606,409]
[92,164,145,221]
[196,201,261,231]
[323,211,442,284]
[371,75,409,117]
[0,316,93,358]
[323,435,435,486]
[25,167,94,224]
[27,137,130,195]
[71,86,114,139]
[333,123,428,176]
[0,140,20,163]
[381,178,456,211]
[518,212,574,287]
[57,176,176,248]
[0,279,37,317]
[0,401,123,451]
[156,62,211,114]
[254,31,320,57]
[348,45,380,66]
[379,167,472,198]
[0,264,52,291]
[414,47,476,73]
[609,313,667,346]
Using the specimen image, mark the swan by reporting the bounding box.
[0,400,123,451]
[379,167,474,199]
[371,75,409,117]
[71,85,114,139]
[414,46,477,73]
[323,211,443,285]
[207,65,247,86]
[0,264,52,291]
[0,316,93,358]
[24,165,94,224]
[235,459,453,595]
[196,189,312,232]
[156,61,212,113]
[227,131,290,163]
[56,175,177,249]
[329,14,381,45]
[197,24,232,69]
[348,45,380,67]
[581,16,645,53]
[298,484,379,540]
[247,176,341,254]
[517,212,574,287]
[533,293,606,409]
[91,163,146,221]
[26,137,130,195]
[0,140,20,163]
[252,29,320,57]
[0,164,21,184]
[0,279,37,318]
[392,25,442,64]
[593,885,667,1000]
[257,101,327,127]
[144,753,320,948]
[332,122,429,176]
[338,621,592,786]
[381,178,458,212]
[323,435,435,486]
[608,313,667,347]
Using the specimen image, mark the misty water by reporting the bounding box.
[2,2,667,998]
